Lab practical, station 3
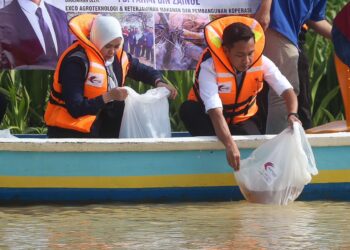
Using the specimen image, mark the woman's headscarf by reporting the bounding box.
[90,15,123,51]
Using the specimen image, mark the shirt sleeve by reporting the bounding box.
[198,58,223,112]
[309,0,327,22]
[262,55,293,96]
[60,56,105,118]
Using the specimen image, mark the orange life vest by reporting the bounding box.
[44,14,129,133]
[188,16,265,124]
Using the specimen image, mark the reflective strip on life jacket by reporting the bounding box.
[90,61,106,70]
[217,72,235,78]
[247,66,263,73]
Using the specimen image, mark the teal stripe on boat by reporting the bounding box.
[0,146,349,177]
[313,147,350,170]
[0,150,251,176]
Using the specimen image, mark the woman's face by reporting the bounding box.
[100,37,123,61]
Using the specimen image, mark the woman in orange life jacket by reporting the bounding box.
[179,16,301,171]
[44,14,177,138]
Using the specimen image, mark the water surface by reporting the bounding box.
[0,201,349,249]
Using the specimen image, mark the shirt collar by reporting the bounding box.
[233,66,242,75]
[18,0,46,15]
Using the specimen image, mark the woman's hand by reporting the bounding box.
[155,80,178,100]
[103,87,128,103]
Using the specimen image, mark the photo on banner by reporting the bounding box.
[68,11,155,68]
[0,0,71,70]
[155,13,208,70]
[0,0,259,70]
[119,12,155,67]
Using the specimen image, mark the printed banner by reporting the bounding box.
[0,0,259,70]
[65,0,259,14]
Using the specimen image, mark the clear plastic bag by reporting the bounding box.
[119,86,171,138]
[0,129,17,138]
[234,122,318,205]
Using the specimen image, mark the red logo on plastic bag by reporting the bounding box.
[264,162,274,170]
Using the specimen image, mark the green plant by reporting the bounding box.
[0,70,30,133]
[20,70,53,127]
[162,70,194,131]
[0,69,52,133]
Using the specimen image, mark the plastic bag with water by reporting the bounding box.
[119,86,171,138]
[234,122,318,205]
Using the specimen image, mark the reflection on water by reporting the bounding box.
[0,201,349,249]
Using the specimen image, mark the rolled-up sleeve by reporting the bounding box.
[262,55,293,96]
[198,58,222,112]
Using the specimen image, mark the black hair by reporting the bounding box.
[222,22,255,48]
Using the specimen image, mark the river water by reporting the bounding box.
[0,201,349,249]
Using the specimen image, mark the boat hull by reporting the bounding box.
[0,134,349,203]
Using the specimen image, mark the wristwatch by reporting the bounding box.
[287,112,299,119]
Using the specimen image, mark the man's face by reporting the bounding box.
[223,37,255,72]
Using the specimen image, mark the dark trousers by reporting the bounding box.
[297,47,313,129]
[180,100,261,136]
[47,101,125,138]
[146,46,154,62]
[0,93,7,124]
[296,27,313,129]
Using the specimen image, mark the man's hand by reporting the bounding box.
[254,9,270,31]
[287,113,302,127]
[281,88,303,127]
[208,108,241,171]
[226,143,241,171]
[254,0,272,31]
[306,20,332,40]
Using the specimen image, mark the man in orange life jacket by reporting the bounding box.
[44,14,177,138]
[180,16,301,171]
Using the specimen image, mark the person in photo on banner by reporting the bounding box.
[155,13,208,70]
[0,0,72,69]
[44,14,177,138]
[180,16,301,170]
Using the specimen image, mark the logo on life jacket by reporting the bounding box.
[86,72,104,88]
[218,82,232,93]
